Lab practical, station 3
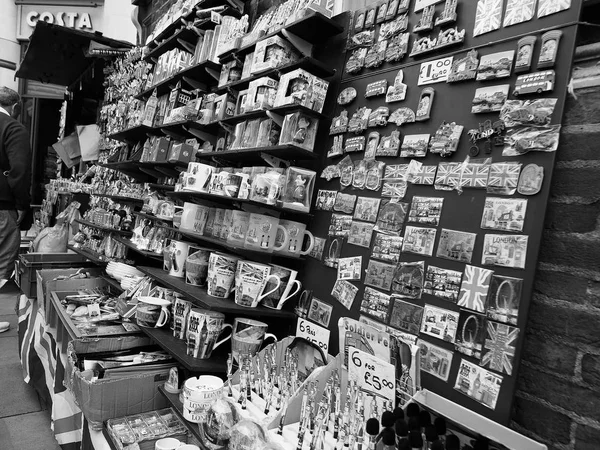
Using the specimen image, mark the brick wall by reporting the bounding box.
[510,52,600,450]
[143,0,180,37]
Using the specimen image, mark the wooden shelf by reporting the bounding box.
[195,143,317,163]
[157,386,208,442]
[219,104,325,126]
[158,119,222,140]
[138,265,297,319]
[67,245,109,266]
[111,235,164,260]
[91,193,145,204]
[75,219,133,236]
[141,327,227,373]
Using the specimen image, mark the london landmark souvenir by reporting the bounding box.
[368,106,390,128]
[365,79,388,98]
[518,163,544,195]
[376,201,408,233]
[500,99,557,127]
[477,51,515,81]
[333,192,357,214]
[315,190,337,211]
[332,280,359,310]
[330,110,349,135]
[423,265,462,302]
[435,0,458,26]
[436,27,466,51]
[448,49,479,82]
[365,40,388,69]
[458,265,494,313]
[415,87,434,121]
[455,311,486,359]
[420,340,454,381]
[538,0,571,17]
[538,30,562,69]
[346,48,367,74]
[402,226,436,256]
[372,233,403,263]
[365,6,377,28]
[487,275,523,325]
[515,36,537,73]
[386,0,400,19]
[487,162,522,195]
[420,304,459,343]
[377,0,389,23]
[337,256,363,281]
[513,70,556,97]
[503,124,560,156]
[481,234,528,269]
[503,0,536,27]
[413,5,435,32]
[472,85,510,113]
[392,261,425,299]
[329,214,353,237]
[348,107,371,134]
[337,87,357,105]
[328,135,344,158]
[473,0,503,36]
[386,70,407,103]
[436,229,477,263]
[344,136,366,153]
[379,14,409,39]
[385,33,410,62]
[348,220,375,247]
[481,197,528,232]
[360,287,392,322]
[454,358,503,410]
[410,36,438,57]
[481,322,520,375]
[429,121,464,156]
[389,107,416,125]
[400,134,430,158]
[377,130,401,157]
[323,236,345,268]
[354,196,381,223]
[308,298,333,327]
[354,9,366,31]
[408,196,444,226]
[365,160,385,191]
[389,299,423,335]
[365,259,396,291]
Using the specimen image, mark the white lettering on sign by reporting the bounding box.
[296,318,330,354]
[26,11,93,30]
[348,346,396,400]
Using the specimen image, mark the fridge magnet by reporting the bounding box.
[487,162,522,195]
[503,0,537,27]
[385,33,410,63]
[418,56,454,85]
[420,304,459,343]
[515,36,537,73]
[332,279,360,310]
[366,79,388,98]
[454,358,503,410]
[436,229,477,263]
[503,125,560,156]
[386,0,401,19]
[400,134,430,158]
[476,51,515,81]
[435,0,458,26]
[333,192,357,214]
[409,164,437,185]
[473,0,503,37]
[365,160,386,191]
[455,311,487,359]
[344,136,366,154]
[435,162,462,191]
[365,6,377,28]
[384,164,410,181]
[482,234,528,269]
[487,275,522,325]
[365,132,380,159]
[514,70,555,97]
[348,107,372,134]
[315,189,338,211]
[379,14,409,39]
[423,265,463,302]
[321,163,342,181]
[354,9,366,32]
[377,0,390,23]
[415,88,434,121]
[368,106,390,128]
[329,214,353,237]
[354,197,381,223]
[517,163,544,195]
[361,287,393,322]
[538,0,571,18]
[398,0,412,13]
[340,159,354,189]
[389,107,416,126]
[346,48,367,74]
[413,5,435,32]
[323,236,345,268]
[419,340,454,381]
[538,30,562,69]
[338,87,357,105]
[329,110,349,134]
[402,226,437,257]
[386,70,408,103]
[481,197,528,232]
[377,130,402,157]
[348,221,375,248]
[376,201,409,233]
[410,36,438,57]
[309,236,326,260]
[365,41,388,69]
[365,259,396,291]
[338,256,363,281]
[330,135,345,158]
[447,49,480,83]
[471,85,510,113]
[382,181,408,198]
[372,233,403,263]
[408,196,444,226]
[392,261,425,299]
[429,121,464,156]
[307,297,333,327]
[458,265,494,313]
[389,299,424,335]
[481,322,520,375]
[460,159,491,189]
[352,160,368,189]
[500,99,557,127]
[436,27,466,50]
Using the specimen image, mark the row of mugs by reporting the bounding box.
[179,202,315,256]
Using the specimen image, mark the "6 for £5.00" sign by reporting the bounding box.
[348,347,396,400]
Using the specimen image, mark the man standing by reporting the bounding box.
[0,87,31,332]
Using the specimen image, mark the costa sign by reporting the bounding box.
[17,4,102,40]
[26,11,93,29]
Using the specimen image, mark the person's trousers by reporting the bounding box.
[0,210,20,280]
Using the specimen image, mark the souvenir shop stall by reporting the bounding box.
[14,0,584,449]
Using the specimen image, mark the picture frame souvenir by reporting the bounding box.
[413,5,435,33]
[389,299,424,335]
[333,192,357,214]
[392,261,425,300]
[348,221,375,247]
[385,33,410,63]
[375,201,409,233]
[481,197,528,232]
[307,298,333,327]
[514,36,536,73]
[429,121,464,156]
[328,135,344,158]
[473,0,503,37]
[386,70,408,103]
[481,234,528,269]
[365,80,388,98]
[346,48,367,74]
[436,229,477,263]
[400,134,430,158]
[372,233,403,263]
[377,130,402,157]
[538,30,562,69]
[365,259,396,291]
[408,196,444,226]
[402,226,436,257]
[424,265,463,302]
[471,85,510,113]
[330,110,349,135]
[315,190,338,211]
[435,0,458,26]
[420,304,459,343]
[419,340,454,381]
[331,280,359,310]
[365,132,380,159]
[447,49,479,83]
[538,0,571,18]
[454,359,503,410]
[487,162,522,195]
[338,87,357,106]
[415,88,434,121]
[337,256,363,281]
[354,196,381,223]
[476,51,515,81]
[487,275,522,325]
[458,265,494,313]
[323,236,345,268]
[455,311,487,359]
[361,287,392,322]
[389,107,416,126]
[503,0,536,27]
[328,214,353,237]
[518,163,544,195]
[481,322,520,375]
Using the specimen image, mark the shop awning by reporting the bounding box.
[15,21,133,87]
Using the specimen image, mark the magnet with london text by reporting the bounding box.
[337,87,357,106]
[386,70,407,103]
[397,0,410,14]
[328,135,344,158]
[389,107,416,126]
[413,5,435,33]
[379,14,409,40]
[386,0,400,19]
[416,88,434,122]
[435,0,458,26]
[365,80,388,98]
[537,30,562,69]
[377,130,401,157]
[365,41,387,69]
[365,132,380,159]
[515,36,536,73]
[348,107,371,134]
[517,163,544,195]
[447,49,479,83]
[346,48,367,74]
[330,110,349,135]
[377,0,389,24]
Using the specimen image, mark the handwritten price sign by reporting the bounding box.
[418,56,454,85]
[348,347,396,400]
[296,319,330,354]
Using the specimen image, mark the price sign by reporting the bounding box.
[418,56,454,85]
[348,347,396,400]
[296,318,330,354]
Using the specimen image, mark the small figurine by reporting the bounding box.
[448,49,480,83]
[435,0,458,26]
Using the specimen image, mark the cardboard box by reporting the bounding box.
[245,76,279,112]
[168,142,194,163]
[66,338,171,430]
[251,35,298,75]
[155,137,171,162]
[274,68,330,114]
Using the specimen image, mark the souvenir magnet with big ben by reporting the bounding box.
[365,41,388,69]
[515,36,536,73]
[330,110,349,134]
[386,70,408,103]
[435,0,458,26]
[538,30,562,69]
[365,6,377,29]
[385,33,410,63]
[413,5,435,33]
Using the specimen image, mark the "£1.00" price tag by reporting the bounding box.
[418,56,454,86]
[296,318,330,354]
[348,346,396,400]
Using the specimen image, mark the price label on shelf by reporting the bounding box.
[418,56,454,85]
[296,318,330,354]
[348,346,395,400]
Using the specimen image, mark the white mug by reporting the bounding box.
[262,264,302,310]
[244,213,288,253]
[185,163,214,193]
[206,252,239,298]
[274,219,315,256]
[227,210,250,246]
[180,202,210,235]
[136,297,171,328]
[155,437,182,450]
[234,260,281,308]
[167,240,193,278]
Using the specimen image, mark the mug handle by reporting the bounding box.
[272,224,289,252]
[299,230,315,256]
[256,275,281,306]
[212,323,233,350]
[155,307,170,328]
[277,280,302,309]
[263,333,278,345]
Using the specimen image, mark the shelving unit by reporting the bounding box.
[219,103,325,126]
[67,245,110,266]
[108,124,158,143]
[75,218,134,237]
[195,143,317,163]
[143,27,199,62]
[112,235,164,260]
[134,211,174,222]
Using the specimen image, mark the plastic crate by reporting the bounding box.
[15,253,96,298]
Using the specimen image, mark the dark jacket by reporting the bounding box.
[0,112,31,210]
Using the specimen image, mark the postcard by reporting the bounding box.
[329,214,353,237]
[454,358,503,410]
[354,197,381,223]
[348,221,375,248]
[331,279,359,310]
[436,228,477,263]
[323,236,345,268]
[481,321,520,375]
[360,287,393,322]
[420,304,460,343]
[482,234,528,269]
[376,201,409,233]
[334,193,357,214]
[389,299,424,335]
[419,340,454,381]
[455,311,487,359]
[309,236,326,261]
[338,256,363,281]
[372,233,403,263]
[471,85,509,113]
[481,197,528,232]
[402,226,436,256]
[391,261,425,300]
[400,134,430,158]
[315,190,338,211]
[408,196,444,226]
[458,265,494,313]
[476,51,515,81]
[307,298,333,328]
[365,259,396,291]
[423,265,462,302]
[486,275,522,325]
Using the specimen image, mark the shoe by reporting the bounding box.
[0,322,9,333]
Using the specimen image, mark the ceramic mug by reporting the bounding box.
[261,264,302,310]
[166,240,193,278]
[186,163,214,193]
[231,318,277,363]
[155,437,183,450]
[274,219,315,256]
[172,206,184,229]
[234,260,281,308]
[173,297,193,340]
[185,248,211,286]
[180,202,210,234]
[135,297,171,328]
[244,213,288,253]
[206,252,239,298]
[227,210,250,246]
[186,308,233,359]
[221,173,244,198]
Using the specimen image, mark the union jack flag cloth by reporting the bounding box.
[460,162,490,188]
[481,322,519,375]
[384,164,409,180]
[458,265,494,313]
[487,162,521,193]
[435,162,462,189]
[410,165,437,185]
[503,0,536,27]
[473,0,503,36]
